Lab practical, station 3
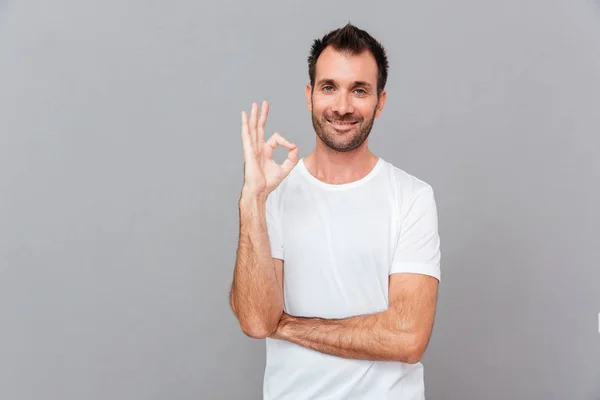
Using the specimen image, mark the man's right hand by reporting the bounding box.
[240,101,299,198]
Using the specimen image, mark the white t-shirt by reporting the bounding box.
[263,156,441,400]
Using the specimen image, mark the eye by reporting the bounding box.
[354,88,366,95]
[323,86,334,92]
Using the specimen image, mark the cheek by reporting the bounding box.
[311,100,328,115]
[312,93,334,107]
[357,101,378,117]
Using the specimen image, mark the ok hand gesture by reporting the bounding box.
[241,101,299,198]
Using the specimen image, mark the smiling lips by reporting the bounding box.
[327,119,358,131]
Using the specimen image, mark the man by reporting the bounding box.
[230,23,441,400]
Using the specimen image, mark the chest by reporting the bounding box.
[281,189,399,277]
[280,190,400,317]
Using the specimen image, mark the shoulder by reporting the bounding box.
[381,159,435,201]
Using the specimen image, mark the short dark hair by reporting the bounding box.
[308,23,389,96]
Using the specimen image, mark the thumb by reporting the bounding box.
[280,144,299,175]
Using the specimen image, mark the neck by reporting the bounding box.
[303,142,379,185]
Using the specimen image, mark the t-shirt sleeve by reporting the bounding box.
[389,184,441,281]
[265,189,284,260]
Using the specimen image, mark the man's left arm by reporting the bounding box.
[270,272,438,364]
[270,184,441,364]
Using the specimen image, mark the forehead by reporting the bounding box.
[314,46,378,86]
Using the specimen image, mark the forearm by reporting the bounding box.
[231,193,283,338]
[273,311,420,363]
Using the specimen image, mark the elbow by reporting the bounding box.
[394,334,428,364]
[240,320,277,339]
[229,290,282,339]
[403,350,423,365]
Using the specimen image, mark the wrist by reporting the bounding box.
[281,312,299,333]
[270,313,293,340]
[239,191,267,209]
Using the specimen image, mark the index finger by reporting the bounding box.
[240,110,253,158]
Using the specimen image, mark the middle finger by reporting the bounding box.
[257,100,269,146]
[248,102,258,146]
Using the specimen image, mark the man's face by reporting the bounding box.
[306,46,386,152]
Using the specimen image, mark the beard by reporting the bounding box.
[311,105,377,153]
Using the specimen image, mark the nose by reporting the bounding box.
[331,92,354,116]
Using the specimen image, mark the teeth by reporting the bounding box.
[331,120,355,125]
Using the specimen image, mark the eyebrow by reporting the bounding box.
[316,79,373,89]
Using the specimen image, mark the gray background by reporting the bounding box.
[0,0,599,399]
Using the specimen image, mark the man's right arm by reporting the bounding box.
[231,100,296,339]
[229,192,284,339]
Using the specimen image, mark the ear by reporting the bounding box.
[374,90,387,118]
[305,84,313,113]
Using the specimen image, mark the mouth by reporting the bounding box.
[326,119,358,130]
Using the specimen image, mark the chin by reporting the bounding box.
[326,137,366,152]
